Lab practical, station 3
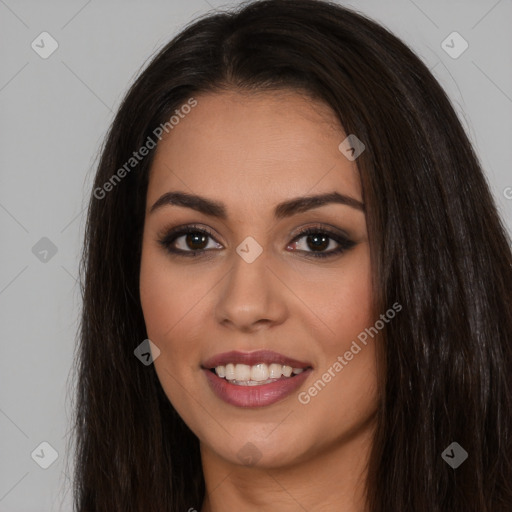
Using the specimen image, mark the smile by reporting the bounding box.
[202,350,313,407]
[213,363,305,385]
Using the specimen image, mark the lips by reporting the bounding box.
[201,350,313,408]
[202,349,311,370]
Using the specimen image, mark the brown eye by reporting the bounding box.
[158,225,222,257]
[293,233,331,252]
[288,228,355,259]
[182,232,209,251]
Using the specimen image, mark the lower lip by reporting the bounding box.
[203,368,312,408]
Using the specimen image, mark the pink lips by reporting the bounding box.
[202,350,313,408]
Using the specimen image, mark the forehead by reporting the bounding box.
[147,90,362,212]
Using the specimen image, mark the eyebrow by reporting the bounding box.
[149,191,365,219]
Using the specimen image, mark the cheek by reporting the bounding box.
[139,249,202,417]
[139,244,192,373]
[331,254,373,337]
[300,247,374,351]
[139,241,200,343]
[295,249,377,420]
[139,242,212,391]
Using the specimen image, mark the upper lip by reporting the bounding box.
[202,350,312,369]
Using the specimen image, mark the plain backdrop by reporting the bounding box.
[0,0,511,510]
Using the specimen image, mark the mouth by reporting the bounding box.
[201,350,313,407]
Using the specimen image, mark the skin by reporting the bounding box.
[139,89,379,512]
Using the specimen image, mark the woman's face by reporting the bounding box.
[140,90,378,469]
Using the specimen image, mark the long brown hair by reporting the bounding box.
[69,0,512,510]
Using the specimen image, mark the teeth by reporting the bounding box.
[269,363,282,379]
[225,363,235,380]
[251,364,269,382]
[234,364,251,381]
[214,363,306,384]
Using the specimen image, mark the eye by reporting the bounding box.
[287,226,356,259]
[157,224,222,257]
[157,223,356,259]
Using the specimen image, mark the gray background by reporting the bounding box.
[1,0,511,510]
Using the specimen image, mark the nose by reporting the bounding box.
[214,249,288,333]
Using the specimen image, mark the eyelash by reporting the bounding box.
[157,223,356,260]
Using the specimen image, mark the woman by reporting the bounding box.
[70,0,512,510]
